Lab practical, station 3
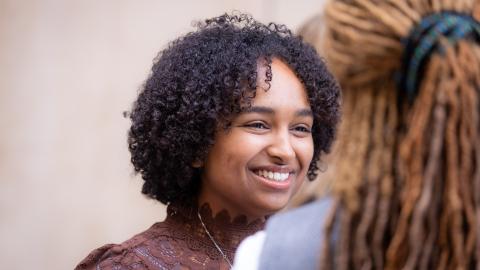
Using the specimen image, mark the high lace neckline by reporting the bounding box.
[165,199,265,259]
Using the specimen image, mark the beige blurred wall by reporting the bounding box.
[0,0,324,269]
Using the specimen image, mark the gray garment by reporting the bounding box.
[258,198,332,270]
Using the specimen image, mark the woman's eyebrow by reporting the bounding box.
[243,106,313,117]
[243,106,274,114]
[296,108,313,117]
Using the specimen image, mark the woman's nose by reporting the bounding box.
[266,131,295,163]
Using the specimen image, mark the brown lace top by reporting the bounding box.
[75,200,265,270]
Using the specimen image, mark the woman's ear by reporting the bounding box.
[192,160,204,168]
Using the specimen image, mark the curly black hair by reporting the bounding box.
[128,12,341,205]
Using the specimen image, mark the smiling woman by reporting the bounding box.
[75,12,340,270]
[200,58,315,220]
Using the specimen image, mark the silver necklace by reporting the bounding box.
[197,211,233,268]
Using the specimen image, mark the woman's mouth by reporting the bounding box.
[254,170,290,182]
[249,166,296,190]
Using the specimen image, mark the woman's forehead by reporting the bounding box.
[252,58,309,108]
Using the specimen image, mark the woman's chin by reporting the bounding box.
[250,197,291,217]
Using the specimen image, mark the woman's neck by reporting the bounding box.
[197,194,267,224]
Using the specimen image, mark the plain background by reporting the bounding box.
[0,0,325,269]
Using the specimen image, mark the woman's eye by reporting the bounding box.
[245,122,269,129]
[293,125,312,133]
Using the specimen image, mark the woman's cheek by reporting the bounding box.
[299,138,314,166]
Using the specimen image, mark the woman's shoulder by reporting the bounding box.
[74,222,172,270]
[75,243,137,270]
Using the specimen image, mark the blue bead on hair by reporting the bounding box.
[398,12,480,102]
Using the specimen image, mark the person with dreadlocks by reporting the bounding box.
[75,12,340,270]
[234,0,480,269]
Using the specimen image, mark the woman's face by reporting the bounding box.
[198,58,314,219]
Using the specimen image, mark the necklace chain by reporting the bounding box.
[197,211,233,268]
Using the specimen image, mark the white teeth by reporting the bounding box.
[256,170,290,182]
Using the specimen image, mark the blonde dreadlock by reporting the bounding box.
[295,0,480,269]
